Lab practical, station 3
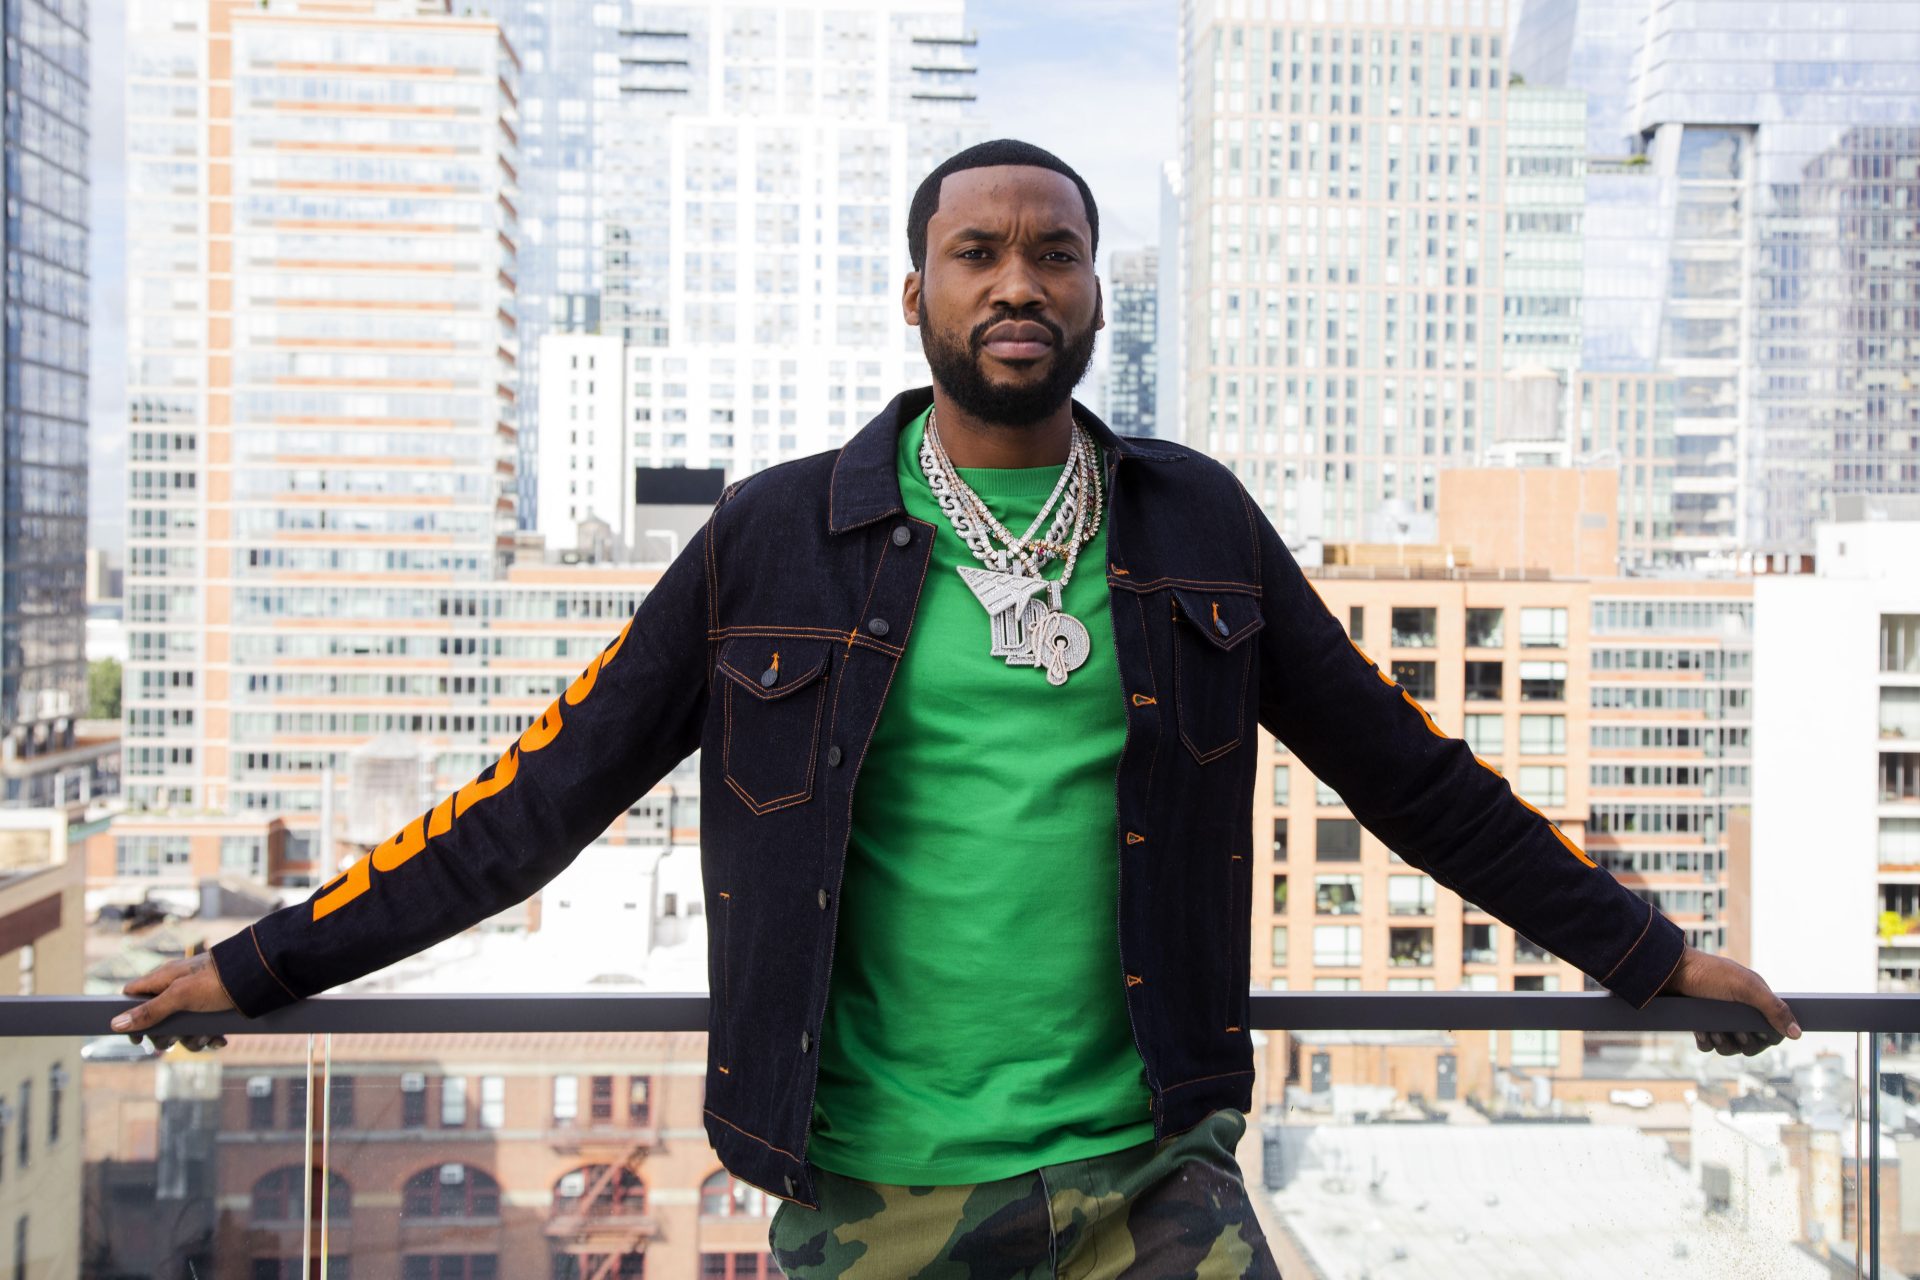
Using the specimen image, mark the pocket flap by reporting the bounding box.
[1171,587,1265,652]
[715,637,832,700]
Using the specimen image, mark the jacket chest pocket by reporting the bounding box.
[716,637,832,814]
[1169,587,1264,765]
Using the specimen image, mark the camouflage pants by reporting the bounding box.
[767,1107,1283,1279]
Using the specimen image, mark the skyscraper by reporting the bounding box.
[599,2,986,476]
[1105,247,1160,437]
[2,0,92,808]
[1512,0,1920,558]
[1178,0,1511,545]
[121,0,520,835]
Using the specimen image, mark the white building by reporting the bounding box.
[1751,497,1920,996]
[536,333,629,550]
[599,1,988,477]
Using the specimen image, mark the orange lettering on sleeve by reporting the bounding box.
[518,698,565,753]
[454,743,521,818]
[371,814,428,873]
[312,857,372,922]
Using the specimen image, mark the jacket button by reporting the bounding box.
[759,666,778,688]
[892,525,912,546]
[818,888,829,909]
[867,617,889,637]
[784,1174,796,1196]
[799,1030,811,1053]
[827,745,843,767]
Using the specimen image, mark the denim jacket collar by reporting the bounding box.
[827,384,1183,535]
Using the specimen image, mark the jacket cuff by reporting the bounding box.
[1600,902,1687,1010]
[208,924,302,1020]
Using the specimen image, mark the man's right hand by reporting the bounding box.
[112,951,237,1053]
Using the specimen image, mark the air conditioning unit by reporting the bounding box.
[246,1076,273,1098]
[440,1163,465,1185]
[401,1073,426,1092]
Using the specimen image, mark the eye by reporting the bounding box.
[956,248,990,260]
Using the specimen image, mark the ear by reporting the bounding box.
[902,269,922,327]
[1094,277,1105,332]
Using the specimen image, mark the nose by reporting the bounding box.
[986,254,1046,313]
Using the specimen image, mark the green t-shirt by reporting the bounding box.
[806,404,1155,1185]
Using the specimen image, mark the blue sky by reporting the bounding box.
[969,0,1180,263]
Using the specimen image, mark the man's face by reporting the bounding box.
[906,165,1103,428]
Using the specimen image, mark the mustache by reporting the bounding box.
[969,313,1064,350]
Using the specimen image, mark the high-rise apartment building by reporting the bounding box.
[1178,0,1511,543]
[1511,0,1920,558]
[595,2,985,476]
[1752,499,1920,999]
[1105,247,1160,436]
[1500,84,1582,372]
[2,0,92,810]
[120,0,522,858]
[536,333,628,548]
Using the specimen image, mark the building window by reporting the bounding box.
[479,1077,505,1129]
[441,1077,468,1128]
[1391,607,1437,647]
[1464,661,1502,701]
[1388,927,1434,967]
[1519,661,1567,702]
[403,1163,501,1220]
[699,1255,778,1279]
[15,1082,27,1169]
[1514,933,1551,963]
[1463,714,1504,756]
[46,1065,62,1146]
[1518,714,1566,755]
[1392,660,1436,700]
[247,1076,274,1130]
[1348,606,1365,642]
[629,1078,652,1126]
[553,1165,646,1218]
[589,1075,614,1124]
[1517,765,1567,807]
[1272,764,1291,804]
[1273,874,1289,912]
[1315,874,1362,915]
[1882,615,1920,674]
[328,1076,354,1129]
[1465,607,1504,648]
[1273,817,1289,859]
[1271,925,1289,967]
[701,1170,773,1218]
[1519,607,1568,648]
[1882,754,1920,804]
[287,1076,307,1131]
[1315,779,1344,807]
[553,1077,579,1128]
[401,1074,426,1128]
[1313,925,1363,966]
[252,1167,350,1223]
[1316,818,1361,861]
[1463,922,1497,964]
[1387,875,1436,916]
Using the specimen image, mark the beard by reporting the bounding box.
[917,297,1099,428]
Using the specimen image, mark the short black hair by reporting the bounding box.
[907,138,1099,272]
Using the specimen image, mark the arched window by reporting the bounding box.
[699,1169,772,1218]
[552,1164,645,1217]
[251,1166,350,1223]
[402,1163,501,1219]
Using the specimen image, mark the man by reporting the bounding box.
[117,139,1799,1277]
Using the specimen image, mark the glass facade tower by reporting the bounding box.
[2,0,91,806]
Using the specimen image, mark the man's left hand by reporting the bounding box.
[1659,942,1801,1057]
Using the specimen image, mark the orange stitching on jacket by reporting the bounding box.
[702,1107,805,1160]
[1131,692,1157,706]
[1600,900,1656,985]
[1161,1067,1256,1094]
[250,924,299,1001]
[1126,973,1144,986]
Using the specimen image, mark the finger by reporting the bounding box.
[210,1035,228,1051]
[110,986,180,1037]
[1694,1031,1710,1054]
[121,962,181,998]
[149,1035,177,1052]
[181,1035,210,1052]
[1767,993,1800,1041]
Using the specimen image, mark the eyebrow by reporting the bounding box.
[948,226,1087,250]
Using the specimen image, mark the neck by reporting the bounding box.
[930,386,1074,468]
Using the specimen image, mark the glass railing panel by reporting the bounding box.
[1246,1027,1870,1279]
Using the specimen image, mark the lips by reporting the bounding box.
[980,320,1055,361]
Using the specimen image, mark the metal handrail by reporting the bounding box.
[9,992,1916,1037]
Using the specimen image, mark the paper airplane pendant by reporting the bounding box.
[955,566,1092,685]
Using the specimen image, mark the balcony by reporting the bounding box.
[28,992,1920,1278]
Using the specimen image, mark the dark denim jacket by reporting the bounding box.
[209,386,1684,1208]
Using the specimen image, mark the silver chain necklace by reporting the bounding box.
[919,408,1102,686]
